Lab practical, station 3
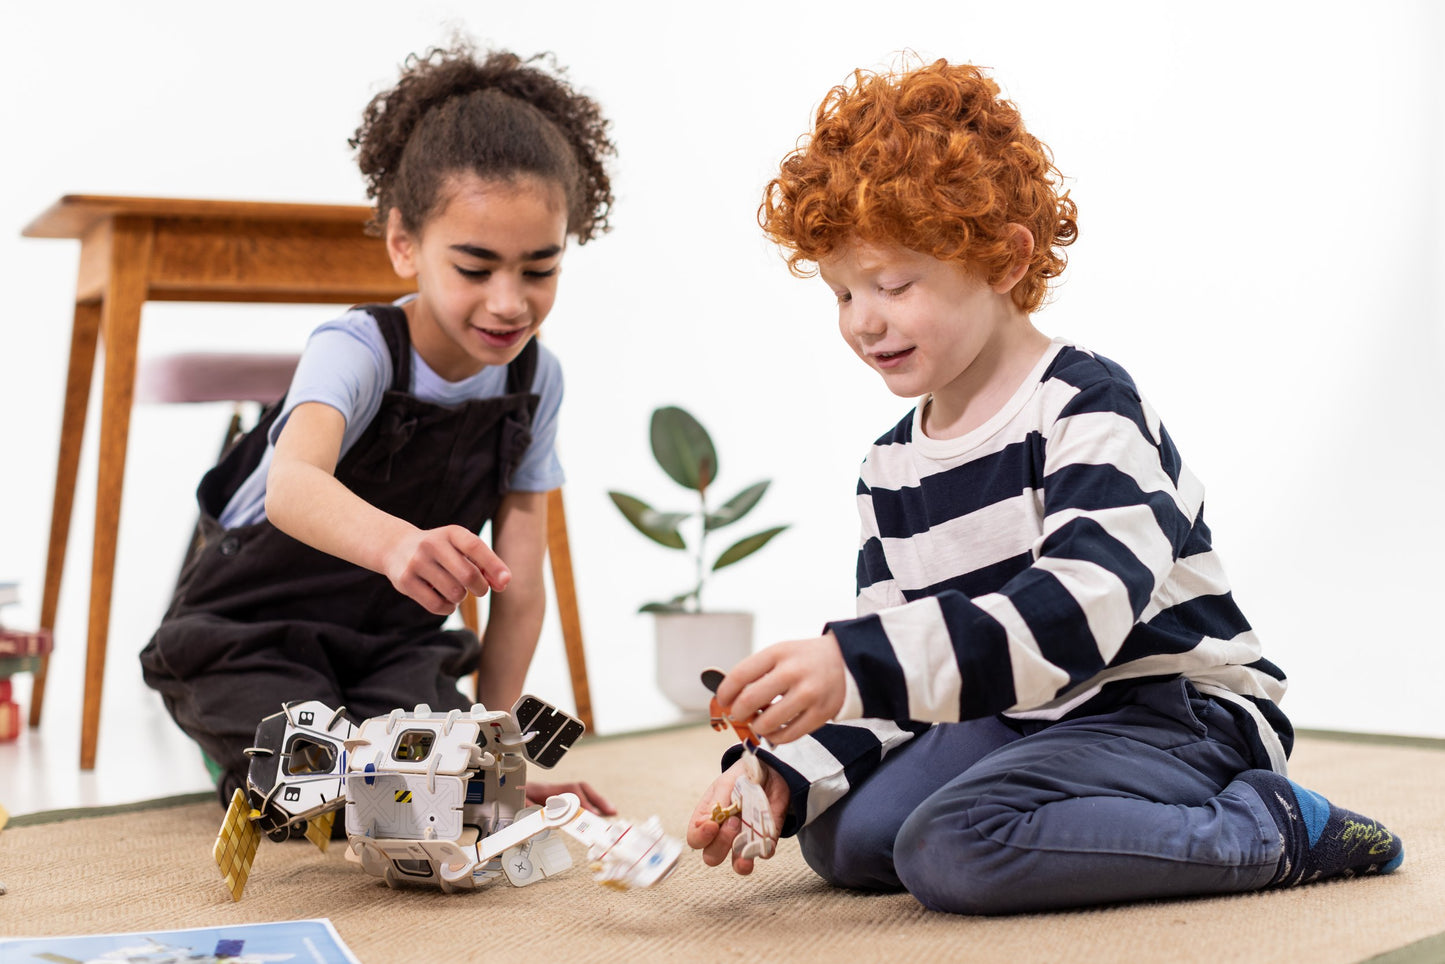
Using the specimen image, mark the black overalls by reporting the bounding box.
[140,304,540,804]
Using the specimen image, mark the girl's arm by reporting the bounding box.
[265,401,511,613]
[480,490,617,815]
[474,489,548,711]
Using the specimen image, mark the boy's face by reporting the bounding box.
[818,240,1022,403]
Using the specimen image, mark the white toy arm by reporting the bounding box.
[474,793,583,862]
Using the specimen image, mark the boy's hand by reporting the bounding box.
[384,524,511,615]
[715,633,847,745]
[687,757,790,875]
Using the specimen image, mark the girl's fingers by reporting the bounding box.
[449,528,511,592]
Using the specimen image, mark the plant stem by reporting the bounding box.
[694,486,709,612]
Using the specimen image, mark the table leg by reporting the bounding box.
[31,300,102,728]
[547,488,593,732]
[79,218,152,769]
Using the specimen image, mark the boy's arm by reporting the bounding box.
[725,378,1207,737]
[266,401,511,613]
[825,378,1202,724]
[474,490,548,711]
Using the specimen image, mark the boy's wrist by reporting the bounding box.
[720,744,806,837]
[821,613,890,719]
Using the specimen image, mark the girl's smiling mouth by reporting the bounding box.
[474,325,529,348]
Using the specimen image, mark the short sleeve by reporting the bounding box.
[269,313,391,448]
[506,344,566,492]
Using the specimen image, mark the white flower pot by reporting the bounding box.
[653,611,755,712]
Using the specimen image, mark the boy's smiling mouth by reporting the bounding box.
[872,347,915,369]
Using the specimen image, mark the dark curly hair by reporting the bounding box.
[351,43,616,243]
[761,60,1077,312]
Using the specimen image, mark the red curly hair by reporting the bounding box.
[760,60,1077,312]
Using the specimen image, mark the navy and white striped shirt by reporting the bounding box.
[757,341,1291,833]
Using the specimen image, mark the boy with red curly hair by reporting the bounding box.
[687,60,1403,913]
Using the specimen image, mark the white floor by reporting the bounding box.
[0,612,695,818]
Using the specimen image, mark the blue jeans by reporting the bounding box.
[797,679,1282,914]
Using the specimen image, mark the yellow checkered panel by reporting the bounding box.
[213,788,262,902]
[305,809,335,852]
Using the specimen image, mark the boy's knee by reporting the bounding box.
[894,795,1018,915]
[798,809,905,891]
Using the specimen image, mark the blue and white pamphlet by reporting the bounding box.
[0,918,361,963]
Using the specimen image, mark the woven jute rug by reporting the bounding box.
[1,726,1441,963]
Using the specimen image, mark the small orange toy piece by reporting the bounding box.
[701,667,763,750]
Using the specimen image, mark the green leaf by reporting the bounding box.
[608,492,688,549]
[650,406,718,493]
[639,601,690,614]
[712,525,789,571]
[705,480,770,531]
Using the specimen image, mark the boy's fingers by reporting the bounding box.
[686,791,729,849]
[702,817,742,867]
[716,652,774,710]
[686,812,720,851]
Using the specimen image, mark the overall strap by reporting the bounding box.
[357,303,413,392]
[505,337,540,394]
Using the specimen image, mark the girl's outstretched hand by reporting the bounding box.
[714,633,847,745]
[384,524,511,615]
[526,779,616,816]
[687,757,790,875]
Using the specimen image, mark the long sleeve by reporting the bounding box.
[829,373,1214,722]
[765,346,1289,832]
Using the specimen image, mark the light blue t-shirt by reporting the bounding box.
[218,299,565,528]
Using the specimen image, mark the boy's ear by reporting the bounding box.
[992,224,1035,294]
[384,207,419,279]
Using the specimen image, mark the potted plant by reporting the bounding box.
[609,405,788,711]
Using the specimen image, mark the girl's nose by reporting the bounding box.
[487,275,526,320]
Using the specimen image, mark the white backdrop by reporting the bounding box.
[1,0,1440,741]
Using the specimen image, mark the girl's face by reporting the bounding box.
[386,173,569,381]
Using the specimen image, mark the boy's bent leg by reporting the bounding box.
[798,715,1022,891]
[895,680,1282,914]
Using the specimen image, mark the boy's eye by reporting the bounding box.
[524,267,560,279]
[882,282,912,297]
[455,266,490,279]
[834,290,852,305]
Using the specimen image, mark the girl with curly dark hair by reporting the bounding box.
[143,43,616,815]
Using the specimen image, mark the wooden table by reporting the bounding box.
[23,195,592,768]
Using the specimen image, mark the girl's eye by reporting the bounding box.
[524,267,559,279]
[882,282,912,297]
[834,290,852,305]
[455,266,490,279]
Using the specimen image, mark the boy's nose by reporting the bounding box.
[847,302,887,337]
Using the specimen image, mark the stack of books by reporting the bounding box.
[0,580,52,741]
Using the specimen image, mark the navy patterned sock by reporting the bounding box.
[1236,770,1404,887]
